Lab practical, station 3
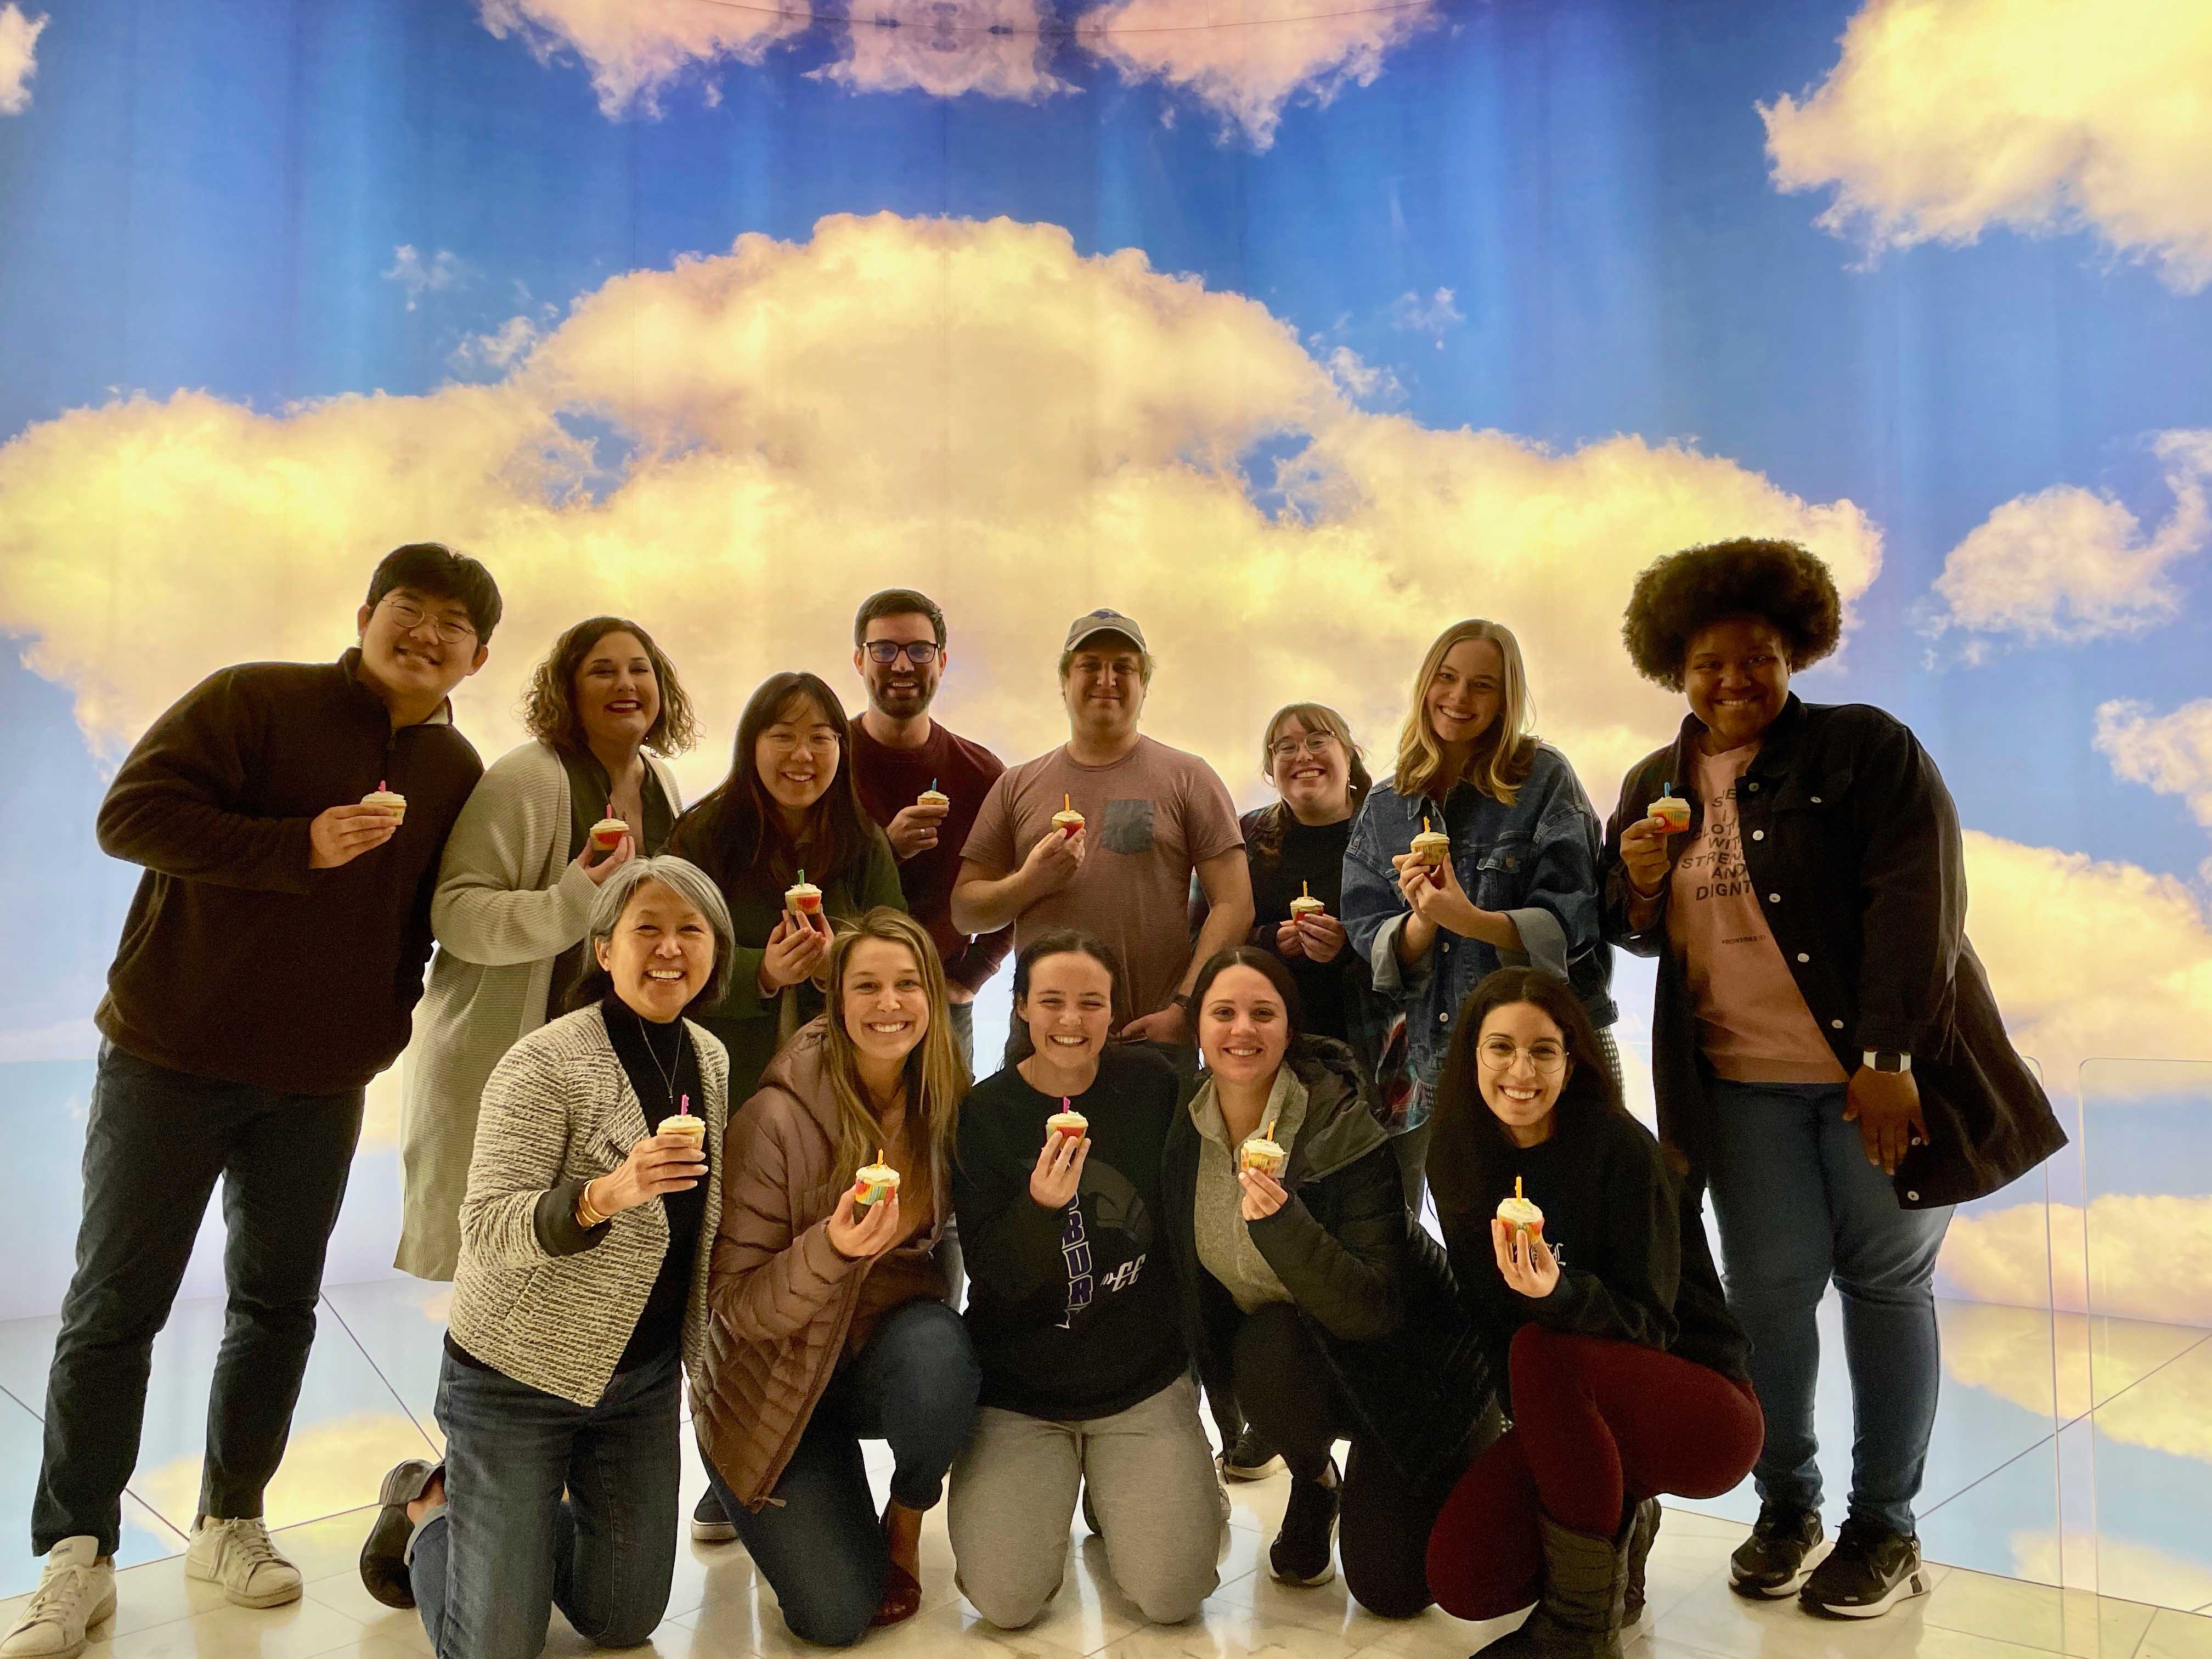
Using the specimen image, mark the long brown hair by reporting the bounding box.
[518,615,698,758]
[671,672,874,898]
[1427,967,1634,1233]
[1392,619,1537,806]
[820,909,966,1199]
[1250,702,1373,862]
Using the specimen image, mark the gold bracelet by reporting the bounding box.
[576,1180,610,1229]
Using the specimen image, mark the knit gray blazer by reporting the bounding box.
[448,1003,729,1407]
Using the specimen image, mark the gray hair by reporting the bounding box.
[571,856,736,1014]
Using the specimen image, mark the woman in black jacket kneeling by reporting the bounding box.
[1425,968,1758,1659]
[1165,947,1493,1617]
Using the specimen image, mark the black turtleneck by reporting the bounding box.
[601,994,708,1370]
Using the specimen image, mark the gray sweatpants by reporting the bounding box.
[950,1373,1229,1628]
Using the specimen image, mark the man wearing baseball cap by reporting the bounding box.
[953,610,1254,1055]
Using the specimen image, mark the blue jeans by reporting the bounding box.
[1705,1078,1954,1534]
[704,1299,979,1648]
[411,1346,681,1659]
[33,1043,363,1554]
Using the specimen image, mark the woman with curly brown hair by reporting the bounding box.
[398,617,699,1284]
[1602,539,2063,1621]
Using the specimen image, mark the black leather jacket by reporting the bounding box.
[1601,696,2066,1209]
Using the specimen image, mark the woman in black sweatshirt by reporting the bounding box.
[947,931,1226,1629]
[1425,968,1759,1659]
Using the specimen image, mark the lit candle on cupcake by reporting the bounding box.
[360,780,407,823]
[1052,794,1085,838]
[1410,816,1450,866]
[853,1147,900,1209]
[1288,881,1325,921]
[1496,1176,1545,1249]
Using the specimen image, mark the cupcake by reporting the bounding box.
[658,1093,707,1152]
[1046,1101,1089,1141]
[785,868,823,917]
[1288,881,1326,921]
[1239,1135,1286,1179]
[1410,817,1451,866]
[1496,1176,1545,1246]
[360,781,407,825]
[1051,793,1085,838]
[1648,783,1691,834]
[917,779,951,810]
[589,802,630,853]
[853,1148,901,1210]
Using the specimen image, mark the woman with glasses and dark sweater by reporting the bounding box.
[1425,968,1757,1659]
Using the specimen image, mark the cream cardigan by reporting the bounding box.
[396,739,682,1279]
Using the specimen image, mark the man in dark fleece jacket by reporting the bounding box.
[8,545,499,1659]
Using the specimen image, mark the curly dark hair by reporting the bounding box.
[1621,538,1843,690]
[518,616,698,757]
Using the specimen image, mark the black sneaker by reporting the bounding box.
[691,1488,737,1544]
[1729,1504,1825,1599]
[1268,1460,1339,1587]
[1800,1518,1930,1619]
[1219,1425,1285,1482]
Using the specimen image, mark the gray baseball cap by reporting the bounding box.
[1062,608,1148,653]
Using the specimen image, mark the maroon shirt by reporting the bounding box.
[847,720,1013,994]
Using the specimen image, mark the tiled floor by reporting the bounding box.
[2,1279,2209,1656]
[5,1476,2212,1659]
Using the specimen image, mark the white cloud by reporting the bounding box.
[0,211,1878,832]
[1322,345,1398,403]
[381,245,464,312]
[1390,286,1464,341]
[1081,0,1442,149]
[0,2,44,116]
[2098,697,2212,836]
[0,1014,97,1062]
[2010,1531,2212,1610]
[812,0,1071,101]
[1927,430,2212,649]
[453,311,549,373]
[1960,830,2212,1086]
[1942,1195,2212,1329]
[1761,0,2212,292]
[476,0,808,117]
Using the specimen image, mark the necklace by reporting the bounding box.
[630,1003,687,1112]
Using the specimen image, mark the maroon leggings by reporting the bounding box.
[1427,1324,1763,1622]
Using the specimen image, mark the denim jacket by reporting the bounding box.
[1342,743,1616,1127]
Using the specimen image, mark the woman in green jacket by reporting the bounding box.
[671,672,906,1108]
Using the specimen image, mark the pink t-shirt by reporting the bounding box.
[1666,746,1848,1085]
[961,736,1244,1020]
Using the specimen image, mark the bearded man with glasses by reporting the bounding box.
[7,544,500,1659]
[845,589,1012,1072]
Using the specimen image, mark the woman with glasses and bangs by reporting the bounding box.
[1423,968,1757,1659]
[1341,620,1618,1217]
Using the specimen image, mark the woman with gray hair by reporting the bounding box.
[354,857,734,1659]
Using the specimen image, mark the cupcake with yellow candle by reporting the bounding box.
[1409,817,1451,866]
[1496,1176,1545,1248]
[1051,793,1085,838]
[853,1148,900,1209]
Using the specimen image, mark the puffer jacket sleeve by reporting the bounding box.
[710,1090,862,1343]
[459,1037,588,1269]
[1246,1142,1407,1343]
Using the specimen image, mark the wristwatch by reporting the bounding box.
[1862,1049,1912,1074]
[1170,992,1192,1013]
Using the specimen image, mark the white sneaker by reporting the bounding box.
[184,1516,301,1609]
[1,1537,115,1659]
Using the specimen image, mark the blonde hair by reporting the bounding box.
[819,909,967,1198]
[1392,619,1537,806]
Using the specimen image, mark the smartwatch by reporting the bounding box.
[1862,1049,1912,1075]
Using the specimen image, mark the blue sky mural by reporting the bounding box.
[0,0,2209,1288]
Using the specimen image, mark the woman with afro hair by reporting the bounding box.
[1601,539,2062,1623]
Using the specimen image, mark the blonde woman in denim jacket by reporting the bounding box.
[1342,619,1617,1212]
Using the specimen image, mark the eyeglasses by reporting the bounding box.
[381,597,477,645]
[864,641,940,667]
[1269,732,1339,760]
[1477,1038,1567,1075]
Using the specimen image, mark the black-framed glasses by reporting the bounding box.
[1269,732,1338,761]
[865,641,940,667]
[381,596,477,645]
[1477,1037,1567,1075]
